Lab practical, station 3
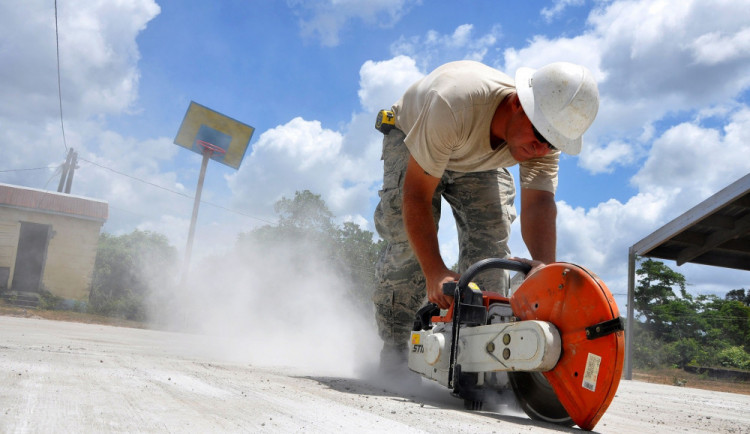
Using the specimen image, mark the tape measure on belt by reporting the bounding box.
[375,110,395,134]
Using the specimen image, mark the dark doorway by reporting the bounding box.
[11,222,51,293]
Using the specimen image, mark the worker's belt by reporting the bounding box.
[375,110,395,134]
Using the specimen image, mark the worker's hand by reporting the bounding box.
[509,256,548,278]
[426,270,460,310]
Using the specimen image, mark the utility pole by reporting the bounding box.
[64,150,78,194]
[57,148,78,194]
[57,148,73,192]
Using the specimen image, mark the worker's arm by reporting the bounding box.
[518,187,557,275]
[402,155,459,309]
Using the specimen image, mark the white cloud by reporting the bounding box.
[357,55,423,112]
[632,106,750,201]
[501,33,603,79]
[502,0,750,174]
[579,140,635,174]
[541,0,586,22]
[586,0,750,107]
[690,27,750,65]
[1,0,159,120]
[557,192,669,270]
[288,0,421,47]
[227,116,381,226]
[390,24,502,70]
[259,117,342,171]
[0,0,160,181]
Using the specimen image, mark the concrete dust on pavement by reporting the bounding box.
[1,315,749,433]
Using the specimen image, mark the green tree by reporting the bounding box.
[245,190,336,247]
[701,294,750,349]
[333,221,386,309]
[633,258,750,370]
[716,346,750,370]
[237,190,382,310]
[276,190,335,234]
[726,288,750,306]
[634,258,689,340]
[89,230,178,320]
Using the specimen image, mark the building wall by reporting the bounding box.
[0,207,103,301]
[0,221,20,290]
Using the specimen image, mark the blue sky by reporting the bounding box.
[2,0,750,306]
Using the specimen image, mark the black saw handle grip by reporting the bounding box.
[441,258,532,298]
[457,258,531,289]
[441,258,532,296]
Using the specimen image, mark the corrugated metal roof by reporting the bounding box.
[631,173,750,271]
[0,183,108,222]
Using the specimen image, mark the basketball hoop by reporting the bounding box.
[197,140,227,156]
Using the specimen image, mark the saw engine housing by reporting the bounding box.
[407,259,624,430]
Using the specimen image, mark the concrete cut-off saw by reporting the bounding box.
[408,258,624,430]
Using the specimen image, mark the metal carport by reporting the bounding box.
[625,173,750,379]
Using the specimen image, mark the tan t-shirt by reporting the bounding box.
[392,60,559,193]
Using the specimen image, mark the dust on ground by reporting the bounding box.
[2,313,750,433]
[3,303,748,397]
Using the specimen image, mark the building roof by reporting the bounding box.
[629,173,750,271]
[0,183,108,222]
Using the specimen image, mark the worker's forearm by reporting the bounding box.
[403,195,446,276]
[521,196,557,264]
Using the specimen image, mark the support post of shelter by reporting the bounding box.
[625,248,636,380]
[181,150,210,285]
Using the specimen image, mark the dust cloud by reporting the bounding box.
[148,237,382,378]
[142,237,525,413]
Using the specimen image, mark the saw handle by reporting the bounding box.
[457,258,531,291]
[441,258,532,300]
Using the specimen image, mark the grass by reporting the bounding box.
[633,367,750,395]
[0,302,147,329]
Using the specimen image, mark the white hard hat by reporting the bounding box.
[515,62,599,155]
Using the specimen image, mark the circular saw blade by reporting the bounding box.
[508,371,574,426]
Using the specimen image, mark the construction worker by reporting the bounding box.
[373,60,599,372]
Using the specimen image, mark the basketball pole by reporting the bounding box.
[181,149,211,285]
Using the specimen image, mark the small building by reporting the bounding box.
[0,183,108,306]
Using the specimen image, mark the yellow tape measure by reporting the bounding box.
[375,110,395,134]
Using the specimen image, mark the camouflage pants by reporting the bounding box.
[372,128,517,350]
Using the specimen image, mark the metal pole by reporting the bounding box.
[64,150,77,194]
[625,248,636,380]
[57,148,73,192]
[181,149,211,285]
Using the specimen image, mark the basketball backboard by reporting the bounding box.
[174,101,254,170]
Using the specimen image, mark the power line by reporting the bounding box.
[79,157,192,199]
[54,0,68,152]
[0,166,55,173]
[634,311,750,321]
[78,157,275,225]
[44,165,63,190]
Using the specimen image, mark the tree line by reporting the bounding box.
[88,190,384,321]
[633,258,750,371]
